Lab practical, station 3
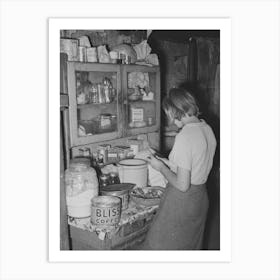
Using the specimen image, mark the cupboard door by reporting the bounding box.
[122,65,161,136]
[68,62,122,146]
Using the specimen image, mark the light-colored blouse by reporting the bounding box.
[168,120,217,185]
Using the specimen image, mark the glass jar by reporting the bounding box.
[99,174,110,188]
[65,162,99,197]
[99,114,112,130]
[109,172,120,185]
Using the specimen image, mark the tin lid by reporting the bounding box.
[101,183,135,193]
[91,195,121,206]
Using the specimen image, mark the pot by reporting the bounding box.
[100,183,135,210]
[117,159,148,188]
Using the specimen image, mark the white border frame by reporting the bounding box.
[49,18,231,262]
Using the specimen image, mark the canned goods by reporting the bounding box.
[91,196,121,227]
[101,187,129,210]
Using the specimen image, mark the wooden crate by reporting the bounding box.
[70,211,156,250]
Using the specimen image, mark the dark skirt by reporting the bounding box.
[140,183,209,250]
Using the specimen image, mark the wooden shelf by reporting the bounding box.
[77,100,117,109]
[128,99,155,103]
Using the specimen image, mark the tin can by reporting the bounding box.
[91,196,121,227]
[101,187,129,210]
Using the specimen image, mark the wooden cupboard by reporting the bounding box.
[66,62,161,147]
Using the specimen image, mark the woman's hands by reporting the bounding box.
[145,147,191,192]
[146,154,165,172]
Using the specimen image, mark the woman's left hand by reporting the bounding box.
[146,154,164,172]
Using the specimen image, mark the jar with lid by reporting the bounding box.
[65,161,99,197]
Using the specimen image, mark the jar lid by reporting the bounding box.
[109,172,118,177]
[100,174,110,179]
[70,156,90,165]
[70,157,91,167]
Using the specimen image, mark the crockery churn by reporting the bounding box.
[117,159,148,188]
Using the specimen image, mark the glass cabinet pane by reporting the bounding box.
[126,71,157,130]
[75,70,118,138]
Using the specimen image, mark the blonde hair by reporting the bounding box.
[162,88,200,121]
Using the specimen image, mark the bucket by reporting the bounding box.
[117,159,148,188]
[91,196,121,227]
[100,183,135,210]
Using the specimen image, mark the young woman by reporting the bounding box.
[142,87,217,250]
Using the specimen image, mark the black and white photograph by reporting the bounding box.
[1,1,280,279]
[59,27,221,252]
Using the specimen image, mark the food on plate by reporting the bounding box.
[130,187,164,199]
